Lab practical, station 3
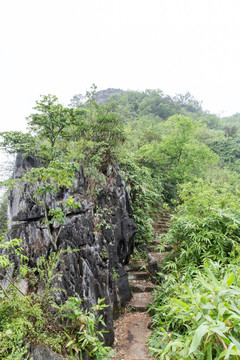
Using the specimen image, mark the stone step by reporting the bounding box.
[152,224,170,229]
[153,229,169,233]
[149,239,163,246]
[154,231,168,236]
[148,246,159,253]
[127,292,154,312]
[128,271,150,281]
[148,243,160,249]
[152,229,169,234]
[148,243,172,253]
[154,219,170,224]
[130,280,155,293]
[158,211,171,216]
[148,251,170,265]
[125,261,148,272]
[152,226,169,231]
[158,222,170,224]
[124,357,153,360]
[156,213,171,217]
[148,241,172,252]
[155,220,170,224]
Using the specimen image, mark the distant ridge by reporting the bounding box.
[94,88,124,104]
[69,88,124,107]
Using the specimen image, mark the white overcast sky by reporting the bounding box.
[0,0,240,131]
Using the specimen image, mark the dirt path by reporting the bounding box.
[111,312,153,360]
[110,211,171,360]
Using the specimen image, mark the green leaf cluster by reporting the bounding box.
[61,297,114,359]
[149,264,240,359]
[160,179,240,272]
[120,153,162,245]
[0,240,112,359]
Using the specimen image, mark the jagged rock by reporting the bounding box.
[94,88,124,104]
[29,345,66,360]
[69,88,124,108]
[3,154,137,346]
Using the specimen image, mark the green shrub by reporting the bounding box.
[160,179,240,273]
[0,239,113,359]
[61,297,114,360]
[149,263,240,359]
[120,154,162,245]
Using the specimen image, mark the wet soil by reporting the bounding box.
[111,312,153,360]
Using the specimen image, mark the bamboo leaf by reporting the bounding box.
[172,298,189,309]
[207,342,212,360]
[204,265,220,287]
[66,340,75,348]
[226,273,235,287]
[224,342,235,359]
[189,324,208,354]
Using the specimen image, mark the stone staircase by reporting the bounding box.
[112,211,172,360]
[126,211,171,311]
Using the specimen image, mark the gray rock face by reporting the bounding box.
[4,154,137,346]
[30,345,66,360]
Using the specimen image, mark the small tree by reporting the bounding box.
[27,94,84,159]
[0,95,85,162]
[224,125,238,138]
[138,115,218,200]
[173,92,202,113]
[80,86,126,171]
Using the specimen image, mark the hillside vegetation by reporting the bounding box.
[1,86,240,358]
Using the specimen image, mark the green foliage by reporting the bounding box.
[120,154,162,245]
[23,160,78,192]
[138,89,176,120]
[149,263,240,359]
[13,160,80,251]
[224,125,238,138]
[219,112,240,132]
[111,90,148,118]
[112,89,203,121]
[0,131,36,156]
[199,113,220,129]
[160,179,240,273]
[0,240,63,359]
[81,89,126,171]
[0,87,126,170]
[207,136,240,172]
[137,114,218,201]
[0,96,84,163]
[173,91,202,113]
[0,238,29,275]
[27,94,84,160]
[0,192,8,237]
[0,239,112,359]
[60,297,113,360]
[84,165,107,196]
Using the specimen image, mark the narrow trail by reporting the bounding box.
[111,211,171,360]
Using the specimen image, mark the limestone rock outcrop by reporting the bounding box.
[4,154,137,345]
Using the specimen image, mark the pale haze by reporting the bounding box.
[1,0,240,132]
